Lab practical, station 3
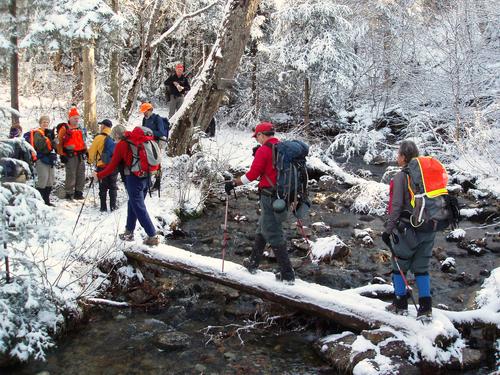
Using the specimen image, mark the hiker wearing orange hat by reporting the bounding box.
[139,102,169,190]
[57,105,88,200]
[164,63,190,117]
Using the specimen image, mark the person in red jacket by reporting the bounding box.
[225,122,295,285]
[94,128,159,246]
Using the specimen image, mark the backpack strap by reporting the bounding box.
[262,141,277,189]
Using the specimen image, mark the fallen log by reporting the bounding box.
[123,244,461,339]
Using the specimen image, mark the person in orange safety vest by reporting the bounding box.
[57,106,87,200]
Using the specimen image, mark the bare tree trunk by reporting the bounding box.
[250,40,259,115]
[110,0,121,121]
[121,0,162,121]
[168,0,261,156]
[72,47,83,105]
[82,44,97,133]
[304,76,310,126]
[9,0,20,128]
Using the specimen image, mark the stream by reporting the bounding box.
[7,158,499,374]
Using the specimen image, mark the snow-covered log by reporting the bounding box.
[125,245,467,337]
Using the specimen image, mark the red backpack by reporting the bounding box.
[124,127,161,177]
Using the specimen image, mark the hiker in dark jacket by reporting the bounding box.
[140,102,168,141]
[95,127,159,247]
[30,115,57,205]
[88,119,117,212]
[224,122,295,285]
[164,64,190,118]
[383,140,435,321]
[140,102,167,190]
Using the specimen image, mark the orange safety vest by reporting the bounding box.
[30,128,53,153]
[63,127,86,154]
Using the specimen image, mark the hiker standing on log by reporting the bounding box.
[225,122,295,285]
[383,140,435,321]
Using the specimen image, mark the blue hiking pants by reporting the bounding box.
[125,175,156,237]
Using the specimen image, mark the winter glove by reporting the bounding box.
[60,155,68,164]
[252,145,261,157]
[225,180,235,195]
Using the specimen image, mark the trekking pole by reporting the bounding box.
[221,196,229,274]
[4,243,10,284]
[382,235,419,311]
[72,177,94,234]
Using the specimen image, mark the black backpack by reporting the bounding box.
[265,140,310,217]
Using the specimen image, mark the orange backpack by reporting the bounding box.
[405,156,459,231]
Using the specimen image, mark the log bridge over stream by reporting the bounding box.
[124,243,499,343]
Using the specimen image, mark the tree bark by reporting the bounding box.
[168,0,261,156]
[72,47,83,105]
[82,44,97,133]
[110,0,121,121]
[304,76,310,126]
[9,0,20,128]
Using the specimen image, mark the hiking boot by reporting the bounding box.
[65,193,73,200]
[74,191,84,200]
[44,187,55,206]
[143,235,159,246]
[243,234,266,274]
[274,270,295,285]
[385,295,409,316]
[119,230,134,241]
[272,243,295,285]
[417,296,433,322]
[242,258,258,274]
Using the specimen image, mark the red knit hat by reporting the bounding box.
[252,122,275,137]
[68,106,80,119]
[175,63,184,70]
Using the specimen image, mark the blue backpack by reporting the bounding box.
[265,140,310,217]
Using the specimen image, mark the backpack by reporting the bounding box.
[160,116,170,139]
[125,126,161,178]
[404,156,460,232]
[141,115,169,139]
[97,133,115,164]
[265,140,310,218]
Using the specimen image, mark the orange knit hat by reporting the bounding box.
[68,106,80,119]
[139,102,153,113]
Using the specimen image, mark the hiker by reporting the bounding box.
[140,102,168,190]
[164,64,190,118]
[57,106,87,200]
[383,140,435,321]
[94,126,160,246]
[111,124,127,185]
[224,122,295,285]
[88,119,117,212]
[30,115,57,206]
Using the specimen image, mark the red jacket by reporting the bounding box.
[96,140,131,179]
[245,137,278,189]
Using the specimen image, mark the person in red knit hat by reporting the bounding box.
[56,106,87,200]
